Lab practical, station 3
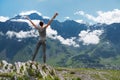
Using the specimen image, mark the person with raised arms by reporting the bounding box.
[26,13,58,63]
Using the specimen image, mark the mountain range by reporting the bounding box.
[0,12,120,69]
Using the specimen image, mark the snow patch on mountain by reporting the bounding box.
[0,16,9,22]
[11,19,40,27]
[19,10,42,16]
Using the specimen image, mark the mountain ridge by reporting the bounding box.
[0,12,120,69]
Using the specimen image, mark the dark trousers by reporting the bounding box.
[32,40,46,63]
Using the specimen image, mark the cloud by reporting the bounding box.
[19,10,42,16]
[0,16,9,22]
[75,9,120,24]
[6,30,38,39]
[47,26,58,39]
[75,19,85,24]
[79,30,103,45]
[47,26,79,47]
[74,11,85,16]
[56,36,79,47]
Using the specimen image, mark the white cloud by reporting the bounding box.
[19,10,42,16]
[75,19,85,24]
[47,26,58,39]
[47,26,79,47]
[0,16,9,22]
[47,26,80,47]
[6,30,38,39]
[74,11,85,16]
[79,30,103,45]
[56,36,79,47]
[75,9,120,24]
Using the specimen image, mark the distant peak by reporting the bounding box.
[11,11,43,20]
[19,10,42,16]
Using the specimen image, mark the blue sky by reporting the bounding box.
[0,0,120,23]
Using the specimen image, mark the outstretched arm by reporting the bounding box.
[25,16,38,29]
[46,13,58,28]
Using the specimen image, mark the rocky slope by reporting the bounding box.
[0,60,120,80]
[0,60,59,80]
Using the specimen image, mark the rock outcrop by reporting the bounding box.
[0,60,59,80]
